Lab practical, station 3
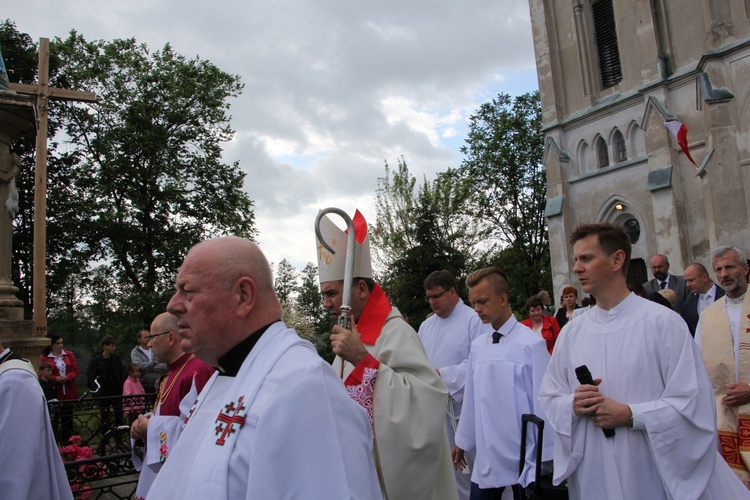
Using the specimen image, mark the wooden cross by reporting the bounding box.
[214,396,247,445]
[8,38,96,337]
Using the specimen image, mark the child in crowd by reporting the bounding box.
[123,363,146,424]
[38,361,57,401]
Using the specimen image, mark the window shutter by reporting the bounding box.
[593,0,622,88]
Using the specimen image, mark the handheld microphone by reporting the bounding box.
[575,365,615,438]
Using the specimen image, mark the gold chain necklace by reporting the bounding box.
[157,354,196,407]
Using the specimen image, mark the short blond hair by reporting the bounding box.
[465,267,508,296]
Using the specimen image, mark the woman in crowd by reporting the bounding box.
[39,334,80,441]
[555,286,580,329]
[521,295,561,354]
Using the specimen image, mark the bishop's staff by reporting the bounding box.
[315,207,355,334]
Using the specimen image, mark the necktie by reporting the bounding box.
[660,280,667,290]
[492,331,501,344]
[698,294,709,314]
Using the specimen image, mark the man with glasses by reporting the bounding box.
[418,270,485,500]
[131,312,215,498]
[131,329,168,394]
[643,254,688,313]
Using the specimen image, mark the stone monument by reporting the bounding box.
[0,44,47,362]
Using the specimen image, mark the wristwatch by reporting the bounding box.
[628,413,634,429]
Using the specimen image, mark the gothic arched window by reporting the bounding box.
[597,137,610,168]
[613,130,626,163]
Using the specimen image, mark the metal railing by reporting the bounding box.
[50,393,157,500]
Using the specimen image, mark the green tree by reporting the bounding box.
[274,259,299,306]
[371,157,491,325]
[296,262,334,362]
[384,191,470,327]
[3,26,257,344]
[455,91,550,309]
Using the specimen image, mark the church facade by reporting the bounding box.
[527,0,750,296]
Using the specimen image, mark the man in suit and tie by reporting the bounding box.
[681,263,725,336]
[644,254,688,313]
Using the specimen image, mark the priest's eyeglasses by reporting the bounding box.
[146,331,171,341]
[425,289,449,302]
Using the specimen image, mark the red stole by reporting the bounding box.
[343,284,392,393]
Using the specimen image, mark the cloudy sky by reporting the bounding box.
[5,1,538,275]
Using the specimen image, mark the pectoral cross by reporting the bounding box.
[8,38,96,337]
[214,396,247,446]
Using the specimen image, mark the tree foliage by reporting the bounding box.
[371,157,491,326]
[3,22,256,345]
[295,262,334,362]
[274,259,299,305]
[454,91,550,309]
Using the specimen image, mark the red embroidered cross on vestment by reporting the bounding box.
[214,396,247,445]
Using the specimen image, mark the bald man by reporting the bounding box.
[681,263,725,336]
[131,312,215,498]
[643,254,688,313]
[147,237,380,500]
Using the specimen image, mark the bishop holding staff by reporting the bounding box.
[317,209,457,500]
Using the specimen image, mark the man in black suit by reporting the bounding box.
[643,254,688,314]
[681,263,725,336]
[87,335,125,425]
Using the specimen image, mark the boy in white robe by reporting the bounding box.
[452,267,552,498]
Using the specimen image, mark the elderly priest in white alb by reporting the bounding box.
[147,237,381,499]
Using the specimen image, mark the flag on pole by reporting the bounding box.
[663,120,697,167]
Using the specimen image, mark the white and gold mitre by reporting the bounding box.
[316,209,373,283]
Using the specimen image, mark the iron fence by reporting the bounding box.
[50,393,157,500]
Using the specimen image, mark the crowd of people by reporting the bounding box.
[2,212,750,500]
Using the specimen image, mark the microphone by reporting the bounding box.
[575,365,615,438]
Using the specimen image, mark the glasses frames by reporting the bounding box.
[425,289,450,302]
[146,331,171,341]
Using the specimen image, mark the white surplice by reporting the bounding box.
[147,322,381,500]
[418,301,485,499]
[454,316,552,489]
[0,358,73,500]
[538,293,749,500]
[132,378,199,499]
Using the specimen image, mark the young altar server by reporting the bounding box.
[452,267,553,498]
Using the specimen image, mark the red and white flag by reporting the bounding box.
[663,120,697,167]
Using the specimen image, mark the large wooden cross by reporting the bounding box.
[8,38,96,338]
